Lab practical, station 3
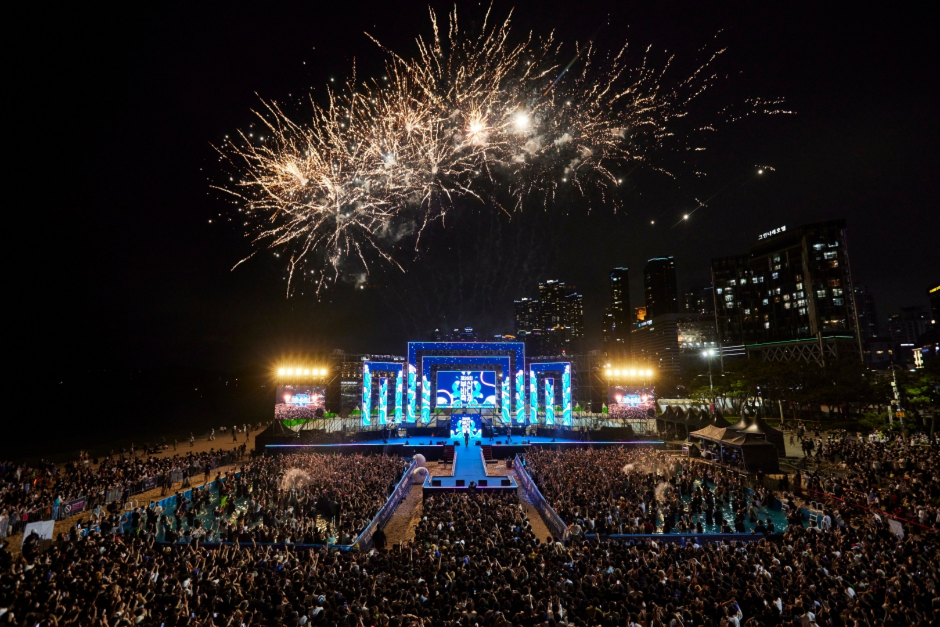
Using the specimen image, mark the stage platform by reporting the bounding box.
[261,435,666,462]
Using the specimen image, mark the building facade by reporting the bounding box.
[682,286,715,315]
[644,257,679,319]
[710,220,861,364]
[602,267,631,357]
[513,280,584,356]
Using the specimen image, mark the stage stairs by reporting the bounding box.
[443,444,456,464]
[481,445,493,462]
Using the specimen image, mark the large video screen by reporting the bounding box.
[275,384,326,422]
[608,385,653,407]
[435,371,497,408]
[450,414,483,439]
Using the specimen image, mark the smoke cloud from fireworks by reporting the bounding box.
[215,7,786,294]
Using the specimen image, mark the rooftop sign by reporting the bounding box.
[758,225,787,240]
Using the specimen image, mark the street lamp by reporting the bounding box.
[702,349,715,395]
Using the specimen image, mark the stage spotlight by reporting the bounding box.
[277,368,285,376]
[630,369,637,377]
[303,369,310,376]
[320,368,328,376]
[647,369,653,377]
[286,368,294,376]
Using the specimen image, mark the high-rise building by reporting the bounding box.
[644,257,678,319]
[852,283,879,343]
[514,298,540,334]
[710,220,861,363]
[602,268,630,356]
[513,280,583,356]
[682,286,715,315]
[890,306,930,344]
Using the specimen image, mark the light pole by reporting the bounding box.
[702,349,715,396]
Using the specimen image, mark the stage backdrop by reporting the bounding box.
[449,414,483,438]
[436,371,497,408]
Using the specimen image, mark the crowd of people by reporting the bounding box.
[0,447,248,538]
[144,452,409,546]
[523,447,783,535]
[3,484,938,626]
[789,430,940,534]
[2,428,940,626]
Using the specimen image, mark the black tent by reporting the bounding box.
[739,413,786,456]
[727,414,753,431]
[689,425,780,473]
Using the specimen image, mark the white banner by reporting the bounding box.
[21,520,55,548]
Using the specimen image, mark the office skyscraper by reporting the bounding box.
[644,257,678,319]
[682,286,715,315]
[603,268,631,356]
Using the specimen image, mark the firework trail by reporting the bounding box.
[216,7,787,294]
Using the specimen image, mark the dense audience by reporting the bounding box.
[524,447,781,535]
[791,430,940,534]
[2,431,940,626]
[3,486,938,627]
[149,453,408,546]
[0,447,246,537]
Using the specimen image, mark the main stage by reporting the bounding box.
[259,434,666,460]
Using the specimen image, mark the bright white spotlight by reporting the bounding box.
[277,368,285,376]
[303,369,310,375]
[286,368,294,376]
[629,369,637,377]
[683,214,689,220]
[513,112,530,131]
[646,369,653,377]
[320,368,327,376]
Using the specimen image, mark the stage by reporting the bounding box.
[260,434,666,462]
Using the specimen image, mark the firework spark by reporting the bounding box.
[216,7,786,294]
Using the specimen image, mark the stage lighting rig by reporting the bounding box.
[603,366,655,381]
[275,366,329,380]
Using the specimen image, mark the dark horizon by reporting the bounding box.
[14,1,938,378]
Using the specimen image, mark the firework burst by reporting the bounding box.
[216,7,786,294]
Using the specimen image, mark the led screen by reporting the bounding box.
[435,371,497,408]
[275,384,325,422]
[608,385,654,407]
[449,414,483,439]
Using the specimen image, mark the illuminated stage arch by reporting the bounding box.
[528,362,572,426]
[360,362,403,427]
[407,342,525,425]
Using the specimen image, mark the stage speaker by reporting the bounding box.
[456,479,465,486]
[478,480,487,486]
[475,441,482,446]
[501,479,511,486]
[432,479,441,486]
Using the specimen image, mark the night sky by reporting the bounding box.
[19,1,939,374]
